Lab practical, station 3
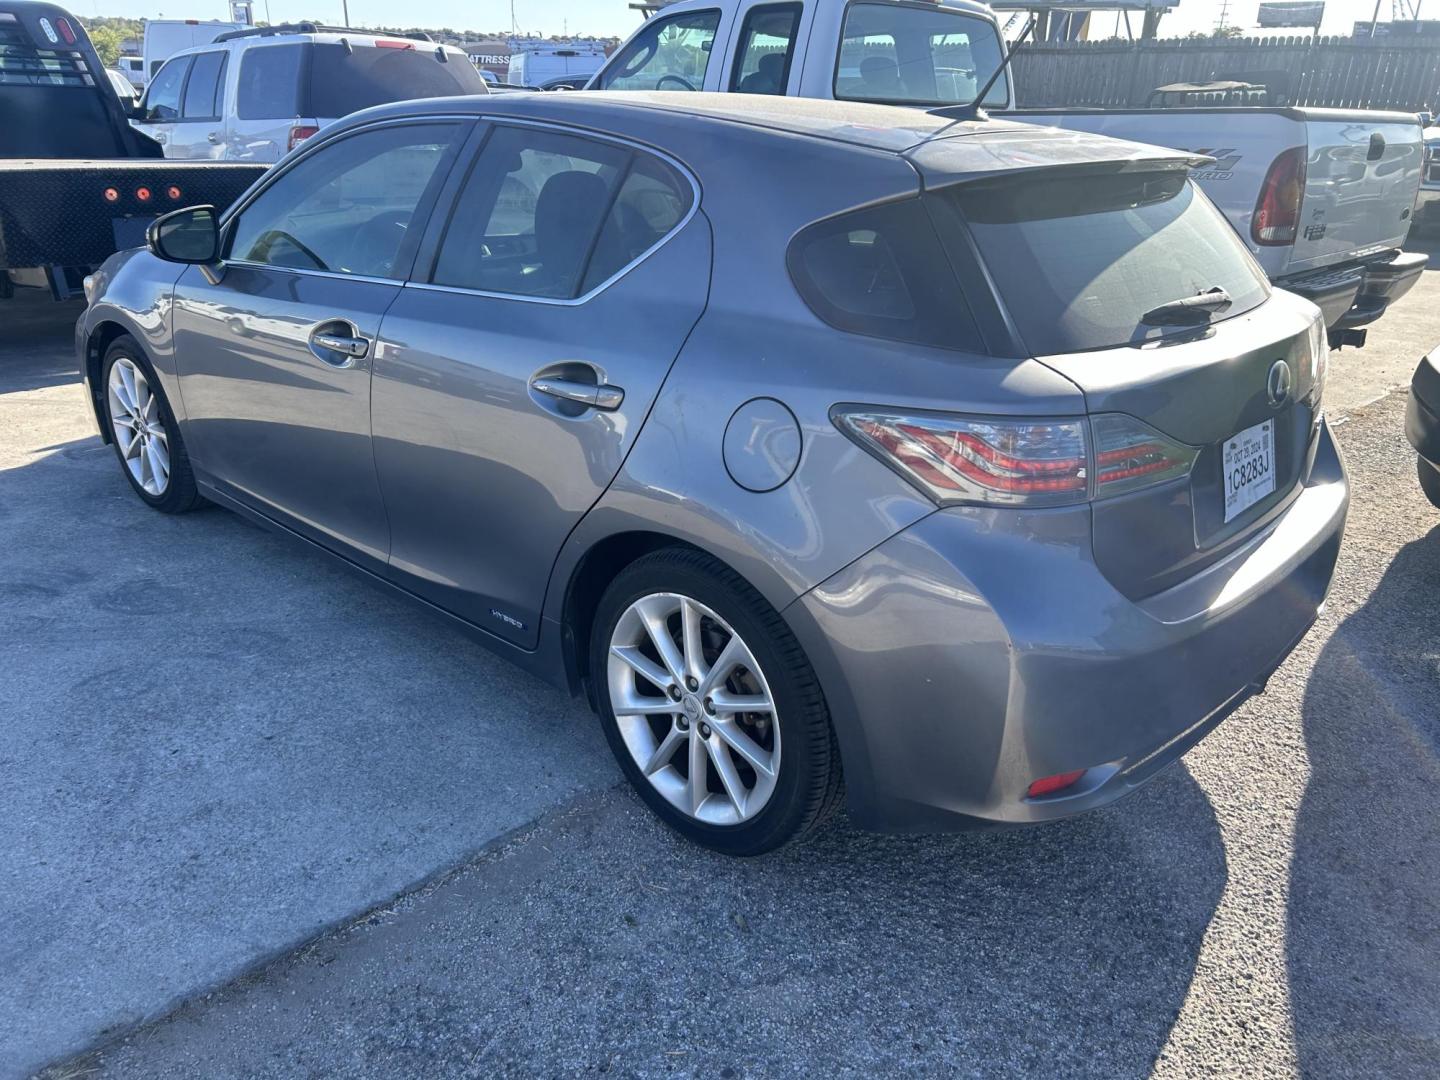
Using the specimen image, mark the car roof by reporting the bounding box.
[342,91,1203,182]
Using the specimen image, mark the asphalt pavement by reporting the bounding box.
[6,238,1440,1078]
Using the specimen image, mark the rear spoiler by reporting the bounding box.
[904,123,1213,189]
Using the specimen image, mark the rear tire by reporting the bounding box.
[1419,455,1440,509]
[590,547,842,855]
[102,336,203,514]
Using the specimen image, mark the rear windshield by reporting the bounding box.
[306,43,485,117]
[834,1,1007,108]
[947,170,1270,355]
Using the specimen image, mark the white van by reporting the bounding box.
[507,45,606,88]
[116,54,145,89]
[132,23,487,162]
[142,19,245,81]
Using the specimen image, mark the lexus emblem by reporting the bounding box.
[1266,360,1292,408]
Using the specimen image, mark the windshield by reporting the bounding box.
[949,170,1271,355]
[307,43,486,117]
[834,2,1007,108]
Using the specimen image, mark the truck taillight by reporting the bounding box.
[1252,146,1306,246]
[54,16,75,44]
[834,410,1089,507]
[288,125,320,151]
[834,410,1199,508]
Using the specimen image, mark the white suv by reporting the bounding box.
[131,23,487,162]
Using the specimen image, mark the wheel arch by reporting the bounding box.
[83,320,135,443]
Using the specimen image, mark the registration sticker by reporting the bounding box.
[1223,420,1276,523]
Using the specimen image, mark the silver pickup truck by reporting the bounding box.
[589,0,1425,347]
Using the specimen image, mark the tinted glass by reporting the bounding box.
[306,43,486,117]
[432,126,629,299]
[950,171,1271,355]
[730,3,801,95]
[835,2,1006,107]
[582,154,693,291]
[236,44,303,120]
[141,55,189,121]
[227,122,458,279]
[598,10,719,91]
[181,50,225,119]
[787,198,981,350]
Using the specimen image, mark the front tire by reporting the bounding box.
[102,336,202,513]
[1419,455,1440,509]
[590,548,842,855]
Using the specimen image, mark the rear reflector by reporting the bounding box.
[1253,146,1306,246]
[166,185,182,201]
[834,410,1088,507]
[1027,770,1086,798]
[134,186,152,202]
[102,187,119,203]
[287,125,320,152]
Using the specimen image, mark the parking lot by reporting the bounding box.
[4,240,1439,1077]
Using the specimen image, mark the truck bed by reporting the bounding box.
[0,159,265,269]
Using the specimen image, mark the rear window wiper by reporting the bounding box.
[1140,286,1233,325]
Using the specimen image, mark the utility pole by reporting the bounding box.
[341,0,349,26]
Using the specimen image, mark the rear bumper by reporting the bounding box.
[1281,249,1427,336]
[1407,350,1440,467]
[788,418,1348,833]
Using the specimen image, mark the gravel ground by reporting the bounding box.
[62,392,1440,1080]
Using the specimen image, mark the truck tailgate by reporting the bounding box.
[1288,110,1423,274]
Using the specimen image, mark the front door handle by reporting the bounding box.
[309,322,370,366]
[531,375,625,411]
[207,131,221,144]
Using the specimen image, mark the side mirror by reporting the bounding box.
[147,205,220,265]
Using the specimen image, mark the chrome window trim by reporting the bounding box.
[222,261,399,286]
[409,115,703,307]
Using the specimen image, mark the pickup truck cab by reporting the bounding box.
[589,0,1424,347]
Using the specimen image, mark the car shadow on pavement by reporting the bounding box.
[1288,527,1440,1076]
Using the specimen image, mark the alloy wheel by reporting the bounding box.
[107,356,170,497]
[606,592,781,826]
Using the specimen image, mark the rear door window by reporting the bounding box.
[945,171,1271,355]
[236,43,303,120]
[305,43,486,117]
[180,50,226,120]
[140,55,189,121]
[226,121,461,279]
[597,10,720,91]
[431,126,631,299]
[730,4,802,95]
[787,198,982,350]
[835,1,1007,107]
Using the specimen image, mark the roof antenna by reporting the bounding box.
[931,16,1035,123]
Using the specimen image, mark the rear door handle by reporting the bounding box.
[531,376,625,411]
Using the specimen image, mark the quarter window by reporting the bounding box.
[236,44,304,120]
[597,10,720,91]
[787,198,981,350]
[140,56,190,121]
[730,3,802,95]
[226,123,460,280]
[181,51,226,120]
[835,1,1007,108]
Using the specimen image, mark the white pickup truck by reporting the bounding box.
[588,0,1426,347]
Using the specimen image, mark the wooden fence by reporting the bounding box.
[1012,35,1440,113]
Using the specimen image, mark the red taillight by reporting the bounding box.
[134,186,152,203]
[1091,414,1198,497]
[1252,146,1307,246]
[166,185,182,201]
[55,16,75,43]
[102,187,119,203]
[1027,770,1086,798]
[374,39,415,49]
[287,125,320,151]
[835,410,1198,508]
[835,411,1088,507]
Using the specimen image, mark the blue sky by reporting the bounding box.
[80,0,1415,41]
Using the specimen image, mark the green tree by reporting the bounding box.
[89,26,126,66]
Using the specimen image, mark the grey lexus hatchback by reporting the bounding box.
[77,93,1348,854]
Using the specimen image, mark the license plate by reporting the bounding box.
[1223,419,1276,523]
